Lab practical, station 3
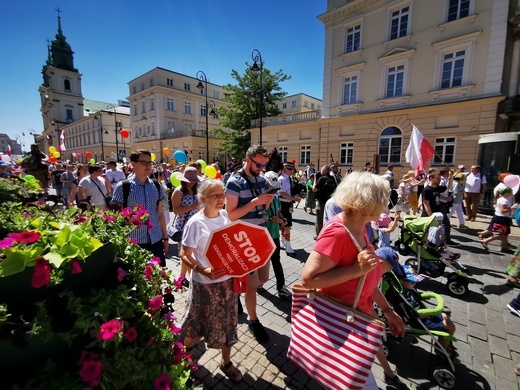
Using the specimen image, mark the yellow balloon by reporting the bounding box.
[17,158,23,164]
[151,153,156,161]
[205,166,217,179]
[49,146,56,153]
[53,151,60,158]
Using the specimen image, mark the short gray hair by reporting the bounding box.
[197,179,224,203]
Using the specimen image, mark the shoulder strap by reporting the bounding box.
[122,180,130,208]
[152,179,161,206]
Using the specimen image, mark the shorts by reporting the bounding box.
[280,201,293,227]
[423,314,445,331]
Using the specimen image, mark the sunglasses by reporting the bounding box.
[136,160,153,167]
[249,157,267,169]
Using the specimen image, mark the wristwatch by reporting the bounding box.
[162,237,169,242]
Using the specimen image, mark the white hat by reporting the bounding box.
[504,174,520,195]
[264,171,280,189]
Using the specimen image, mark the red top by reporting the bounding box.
[313,216,382,314]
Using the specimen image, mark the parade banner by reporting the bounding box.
[204,221,276,278]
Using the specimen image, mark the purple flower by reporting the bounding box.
[0,237,15,249]
[117,267,127,282]
[154,373,172,390]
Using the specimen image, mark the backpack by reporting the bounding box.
[21,153,42,171]
[121,179,161,209]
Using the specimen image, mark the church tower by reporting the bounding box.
[39,9,84,149]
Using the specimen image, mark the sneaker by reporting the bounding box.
[501,247,515,254]
[383,373,409,390]
[278,287,292,299]
[507,303,520,317]
[248,321,269,343]
[458,224,469,229]
[257,285,266,293]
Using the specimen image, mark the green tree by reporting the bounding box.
[213,65,290,160]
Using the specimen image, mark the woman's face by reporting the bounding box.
[203,187,226,210]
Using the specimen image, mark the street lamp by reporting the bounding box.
[196,71,210,162]
[107,104,121,162]
[251,49,264,144]
[94,112,109,161]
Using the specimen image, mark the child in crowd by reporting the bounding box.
[481,187,518,253]
[377,211,401,248]
[449,175,467,228]
[426,213,460,260]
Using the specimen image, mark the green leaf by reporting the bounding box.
[44,251,66,268]
[30,217,42,229]
[0,249,31,276]
[55,226,72,247]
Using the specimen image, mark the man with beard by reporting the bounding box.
[225,145,275,344]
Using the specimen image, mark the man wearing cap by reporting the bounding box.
[225,145,275,344]
[0,161,11,178]
[463,164,487,222]
[330,163,342,186]
[278,162,301,254]
[112,149,169,266]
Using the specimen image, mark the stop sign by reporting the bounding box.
[204,220,276,278]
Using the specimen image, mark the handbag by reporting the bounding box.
[288,225,385,390]
[167,225,182,242]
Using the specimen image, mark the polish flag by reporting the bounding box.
[7,144,12,157]
[60,130,66,151]
[405,125,435,172]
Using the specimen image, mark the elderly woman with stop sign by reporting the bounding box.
[179,179,243,383]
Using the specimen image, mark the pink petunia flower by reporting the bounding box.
[143,266,153,281]
[154,373,172,390]
[148,257,160,266]
[129,238,138,245]
[129,217,141,227]
[79,360,102,387]
[98,319,124,341]
[147,336,154,346]
[136,209,149,219]
[0,237,16,249]
[117,267,128,282]
[162,311,176,322]
[124,327,138,343]
[32,258,51,288]
[78,350,99,365]
[75,214,90,224]
[9,230,41,244]
[146,219,154,230]
[174,275,185,290]
[71,260,83,274]
[147,296,163,315]
[119,208,135,218]
[102,213,116,223]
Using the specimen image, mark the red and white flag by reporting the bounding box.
[405,125,435,172]
[60,130,66,151]
[6,144,11,157]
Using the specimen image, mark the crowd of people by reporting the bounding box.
[3,143,520,386]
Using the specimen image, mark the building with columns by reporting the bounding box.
[251,0,520,209]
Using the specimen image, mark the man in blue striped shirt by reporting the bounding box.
[112,149,169,266]
[225,145,275,344]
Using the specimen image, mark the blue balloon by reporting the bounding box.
[173,150,187,163]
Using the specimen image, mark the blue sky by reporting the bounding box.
[0,1,325,146]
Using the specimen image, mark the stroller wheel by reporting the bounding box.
[432,367,456,389]
[446,274,469,296]
[396,240,411,256]
[404,258,419,272]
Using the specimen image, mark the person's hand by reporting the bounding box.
[295,197,301,203]
[384,309,405,337]
[202,267,226,280]
[254,193,275,206]
[163,240,169,252]
[356,246,379,275]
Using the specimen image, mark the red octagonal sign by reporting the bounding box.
[204,220,276,278]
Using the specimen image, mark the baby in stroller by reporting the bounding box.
[376,247,459,363]
[425,213,461,261]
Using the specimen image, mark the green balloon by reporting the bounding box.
[90,158,95,164]
[170,171,182,187]
[24,175,36,181]
[197,159,207,172]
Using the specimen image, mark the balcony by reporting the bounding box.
[251,109,321,128]
[136,129,220,141]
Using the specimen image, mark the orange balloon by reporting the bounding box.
[49,156,57,163]
[120,129,130,139]
[163,147,171,156]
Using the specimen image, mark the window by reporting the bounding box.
[151,123,155,135]
[199,152,205,161]
[167,98,174,111]
[304,101,308,108]
[378,126,402,165]
[167,121,175,133]
[213,91,219,99]
[282,103,287,109]
[64,79,71,92]
[184,102,191,114]
[66,109,73,122]
[433,137,456,165]
[201,105,207,117]
[390,6,409,40]
[447,0,470,22]
[167,78,173,86]
[147,125,150,134]
[441,50,465,89]
[134,105,138,115]
[291,100,297,108]
[149,78,154,87]
[386,65,404,98]
[141,82,145,91]
[343,75,358,105]
[278,146,288,162]
[345,24,361,53]
[340,143,354,165]
[184,83,190,91]
[142,101,146,114]
[300,145,311,165]
[150,99,154,111]
[311,103,315,109]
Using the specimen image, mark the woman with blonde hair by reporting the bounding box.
[406,169,426,215]
[302,171,406,389]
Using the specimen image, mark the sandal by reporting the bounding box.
[220,361,243,383]
[515,363,520,376]
[479,240,488,250]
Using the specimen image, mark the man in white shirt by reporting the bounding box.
[78,165,109,210]
[464,164,487,222]
[105,160,126,187]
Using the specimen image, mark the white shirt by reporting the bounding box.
[78,176,108,209]
[465,172,487,193]
[105,169,126,185]
[495,196,512,217]
[182,210,231,284]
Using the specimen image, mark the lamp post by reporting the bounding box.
[107,104,120,162]
[100,125,109,161]
[196,71,210,162]
[251,49,264,144]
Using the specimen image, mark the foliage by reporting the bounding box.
[0,202,192,389]
[217,65,290,159]
[0,176,41,204]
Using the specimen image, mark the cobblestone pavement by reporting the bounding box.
[166,207,520,390]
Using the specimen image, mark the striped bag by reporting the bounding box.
[288,284,385,389]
